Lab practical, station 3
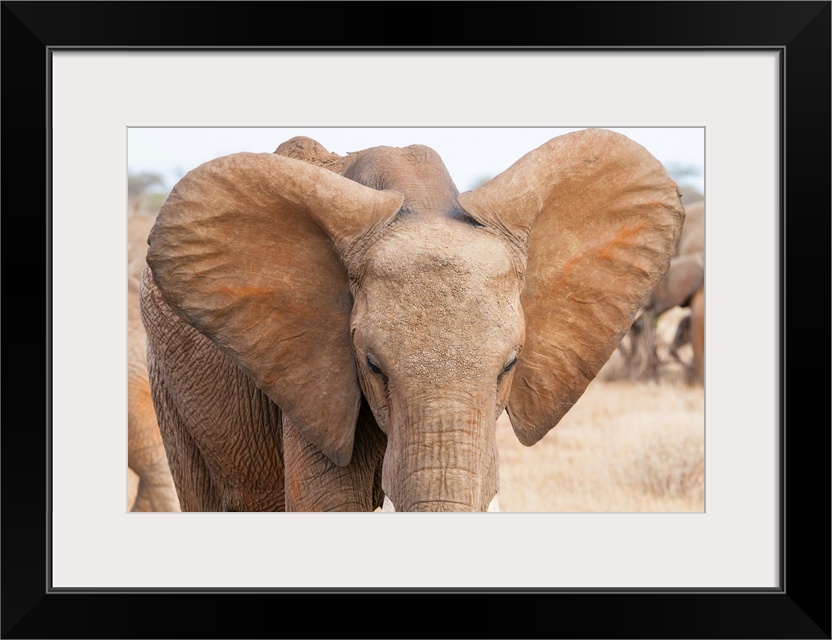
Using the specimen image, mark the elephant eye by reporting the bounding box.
[498,353,518,381]
[366,354,384,376]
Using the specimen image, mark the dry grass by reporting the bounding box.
[496,376,704,513]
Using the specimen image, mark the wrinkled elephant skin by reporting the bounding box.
[128,213,180,512]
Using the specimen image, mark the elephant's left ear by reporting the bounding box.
[146,152,403,466]
[458,129,685,446]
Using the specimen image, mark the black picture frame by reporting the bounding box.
[3,2,829,638]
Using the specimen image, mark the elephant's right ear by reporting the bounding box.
[146,152,403,466]
[459,129,685,447]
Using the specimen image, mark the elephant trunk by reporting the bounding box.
[381,395,499,512]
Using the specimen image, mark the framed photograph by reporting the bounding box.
[4,2,829,638]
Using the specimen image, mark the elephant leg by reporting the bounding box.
[649,321,662,379]
[669,313,692,364]
[130,457,181,512]
[690,288,705,384]
[619,316,652,381]
[283,402,386,511]
[639,313,661,381]
[618,318,641,380]
[148,374,224,511]
[128,467,139,509]
[128,372,180,511]
[149,369,287,512]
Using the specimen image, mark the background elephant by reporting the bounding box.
[641,249,704,381]
[677,198,704,256]
[663,198,704,383]
[140,129,684,512]
[616,198,705,383]
[688,286,705,383]
[127,211,180,512]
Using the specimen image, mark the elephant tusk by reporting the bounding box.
[380,494,501,512]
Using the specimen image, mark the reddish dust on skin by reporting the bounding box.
[531,219,660,310]
[596,221,651,259]
[214,285,277,300]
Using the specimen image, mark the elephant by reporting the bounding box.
[645,251,704,318]
[616,198,705,383]
[641,250,705,381]
[139,128,685,512]
[672,199,704,382]
[127,212,180,512]
[688,286,705,383]
[677,198,704,256]
[662,198,704,383]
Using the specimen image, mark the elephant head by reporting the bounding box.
[144,129,684,512]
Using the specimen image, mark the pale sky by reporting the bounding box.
[128,127,704,195]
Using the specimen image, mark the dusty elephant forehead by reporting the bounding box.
[366,221,517,287]
[359,221,521,330]
[354,220,524,382]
